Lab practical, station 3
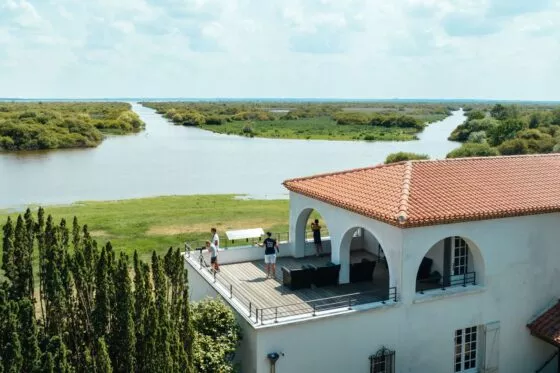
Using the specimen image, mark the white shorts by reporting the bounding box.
[264,254,277,264]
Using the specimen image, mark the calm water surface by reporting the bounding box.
[0,104,464,208]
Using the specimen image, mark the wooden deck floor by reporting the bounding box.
[216,250,390,314]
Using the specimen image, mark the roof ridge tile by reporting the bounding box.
[396,161,413,224]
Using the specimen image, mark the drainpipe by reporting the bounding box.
[267,352,283,373]
[557,348,560,373]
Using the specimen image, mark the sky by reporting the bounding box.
[0,0,559,100]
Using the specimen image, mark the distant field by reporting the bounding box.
[141,101,455,141]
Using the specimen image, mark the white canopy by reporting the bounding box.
[225,228,265,241]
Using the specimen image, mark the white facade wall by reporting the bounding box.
[188,190,560,373]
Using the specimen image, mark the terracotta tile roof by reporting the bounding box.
[527,300,560,347]
[283,154,560,228]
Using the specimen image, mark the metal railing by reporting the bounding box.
[185,245,397,324]
[255,287,398,324]
[186,232,291,251]
[417,271,476,294]
[185,246,257,320]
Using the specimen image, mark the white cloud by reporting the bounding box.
[0,0,558,99]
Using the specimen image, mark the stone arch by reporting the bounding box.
[293,207,332,257]
[415,235,485,293]
[337,226,394,291]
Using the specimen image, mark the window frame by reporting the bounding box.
[451,237,469,276]
[454,326,478,373]
[369,347,395,373]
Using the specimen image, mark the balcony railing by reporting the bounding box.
[417,271,476,294]
[186,229,331,251]
[256,287,398,324]
[184,247,397,325]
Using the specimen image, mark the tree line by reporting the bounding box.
[0,103,144,151]
[0,208,241,372]
[141,101,453,129]
[446,103,560,158]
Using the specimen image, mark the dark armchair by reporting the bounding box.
[282,265,315,290]
[416,257,442,287]
[350,259,376,283]
[313,263,340,287]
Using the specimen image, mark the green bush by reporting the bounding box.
[192,299,241,373]
[385,152,429,164]
[332,112,370,126]
[449,118,498,142]
[487,119,526,146]
[497,138,528,155]
[467,131,487,143]
[446,143,500,158]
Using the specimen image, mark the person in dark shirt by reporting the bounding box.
[255,232,279,279]
[311,219,323,256]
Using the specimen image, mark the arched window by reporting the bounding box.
[416,236,484,293]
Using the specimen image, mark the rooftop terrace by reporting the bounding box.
[185,247,396,325]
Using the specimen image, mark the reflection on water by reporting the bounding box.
[0,103,463,208]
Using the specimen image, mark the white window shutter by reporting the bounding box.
[482,321,500,373]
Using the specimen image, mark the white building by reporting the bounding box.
[185,154,560,373]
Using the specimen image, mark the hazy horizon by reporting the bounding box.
[1,0,559,100]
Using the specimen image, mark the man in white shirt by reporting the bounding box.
[211,227,220,251]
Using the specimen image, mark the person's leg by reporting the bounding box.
[264,256,270,278]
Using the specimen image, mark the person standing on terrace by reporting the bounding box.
[211,227,220,250]
[255,232,279,279]
[206,240,219,272]
[311,219,323,256]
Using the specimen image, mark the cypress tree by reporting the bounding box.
[41,352,55,373]
[43,215,66,337]
[133,252,148,372]
[1,307,23,372]
[110,254,135,373]
[37,207,46,320]
[17,299,40,372]
[44,336,73,373]
[23,209,35,299]
[93,247,110,338]
[1,217,15,284]
[12,215,31,299]
[142,304,159,373]
[179,286,195,373]
[96,337,113,373]
[72,216,80,251]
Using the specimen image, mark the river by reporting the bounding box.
[0,104,464,208]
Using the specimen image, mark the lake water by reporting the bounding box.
[0,104,464,208]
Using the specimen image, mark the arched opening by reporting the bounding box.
[338,226,392,299]
[415,236,484,293]
[294,208,332,258]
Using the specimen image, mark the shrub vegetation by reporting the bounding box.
[447,103,560,157]
[0,102,144,151]
[385,152,429,164]
[141,101,455,141]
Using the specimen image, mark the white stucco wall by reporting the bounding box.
[239,212,560,373]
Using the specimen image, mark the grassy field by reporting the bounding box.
[0,195,307,263]
[200,117,421,141]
